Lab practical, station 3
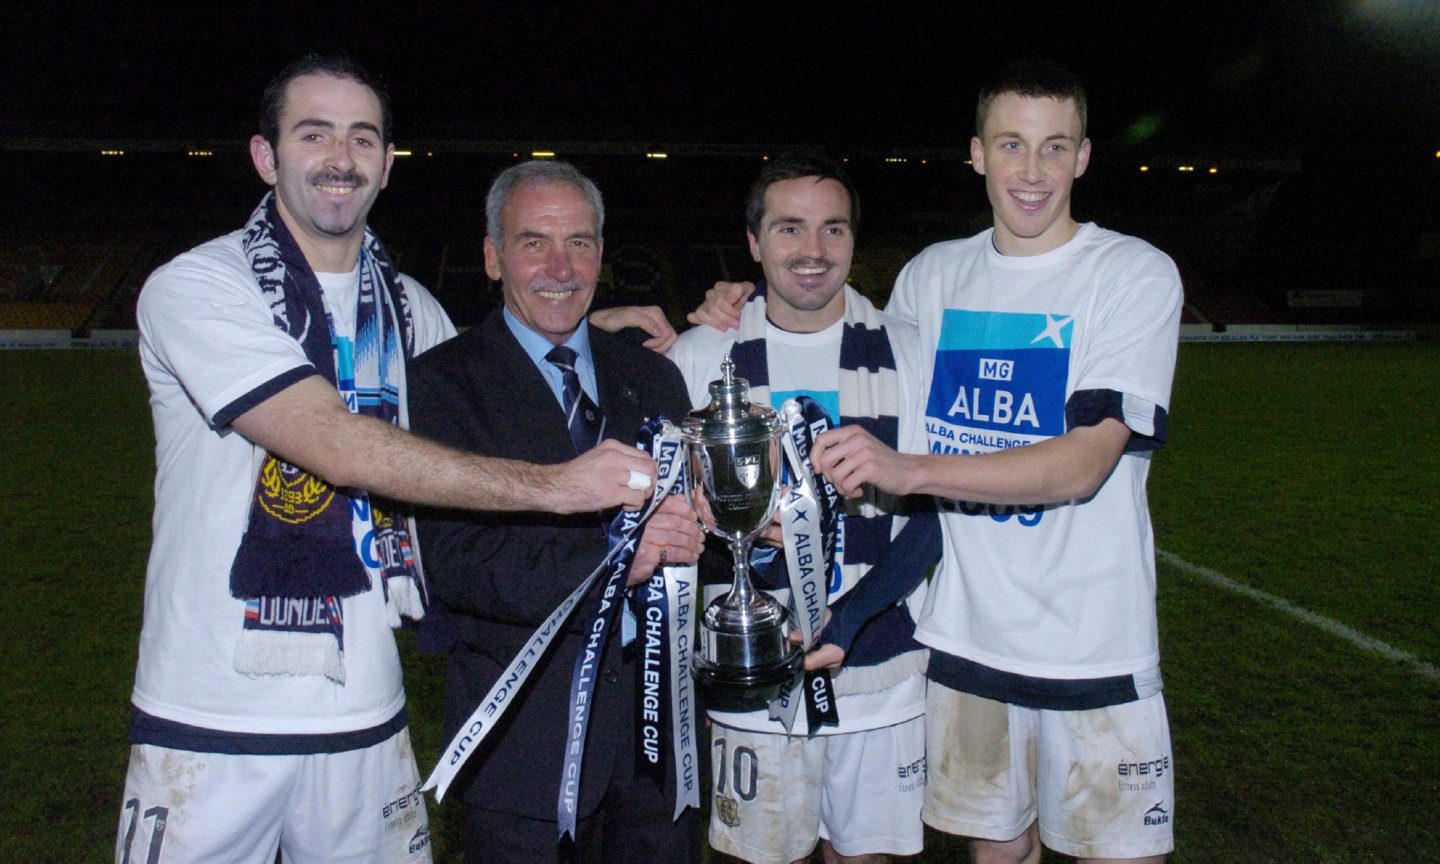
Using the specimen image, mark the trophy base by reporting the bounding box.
[693,648,806,712]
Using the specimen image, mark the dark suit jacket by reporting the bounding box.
[409,309,691,820]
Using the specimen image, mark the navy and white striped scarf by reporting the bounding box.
[229,192,424,684]
[727,282,902,592]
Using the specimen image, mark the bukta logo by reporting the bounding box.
[257,456,335,524]
[1144,802,1170,826]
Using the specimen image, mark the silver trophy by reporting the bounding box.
[680,357,805,710]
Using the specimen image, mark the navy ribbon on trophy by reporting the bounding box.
[422,420,690,813]
[554,418,699,840]
[632,432,701,818]
[556,471,643,840]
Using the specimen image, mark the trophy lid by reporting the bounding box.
[681,356,783,443]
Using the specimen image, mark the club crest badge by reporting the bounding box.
[715,794,741,828]
[733,454,761,489]
[257,455,335,524]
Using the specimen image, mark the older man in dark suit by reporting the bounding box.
[409,160,702,864]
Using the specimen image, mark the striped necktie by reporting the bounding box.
[545,345,605,453]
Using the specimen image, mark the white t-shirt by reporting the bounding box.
[132,229,456,735]
[668,292,928,734]
[674,317,844,421]
[888,223,1181,680]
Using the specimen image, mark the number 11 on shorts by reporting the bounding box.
[118,798,168,864]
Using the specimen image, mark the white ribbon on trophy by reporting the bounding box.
[422,423,690,805]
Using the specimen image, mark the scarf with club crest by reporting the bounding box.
[228,192,424,684]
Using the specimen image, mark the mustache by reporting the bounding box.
[785,256,836,269]
[530,277,586,294]
[308,169,366,187]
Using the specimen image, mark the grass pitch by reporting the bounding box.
[2,342,1436,862]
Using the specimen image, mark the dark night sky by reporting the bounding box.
[4,1,1438,163]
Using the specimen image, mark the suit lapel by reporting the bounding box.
[592,330,650,444]
[477,310,577,459]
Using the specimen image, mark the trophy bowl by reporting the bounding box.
[681,358,805,711]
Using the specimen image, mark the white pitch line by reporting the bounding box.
[1157,548,1440,684]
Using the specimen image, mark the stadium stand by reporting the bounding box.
[0,239,166,331]
[3,147,1434,335]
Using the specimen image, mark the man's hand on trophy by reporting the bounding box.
[689,484,717,534]
[587,305,679,352]
[547,440,658,513]
[685,281,754,331]
[628,494,704,585]
[788,610,844,670]
[754,487,790,547]
[812,425,914,498]
[755,518,784,548]
[804,643,845,672]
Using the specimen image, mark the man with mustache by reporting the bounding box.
[667,152,933,864]
[121,58,659,863]
[691,63,1181,864]
[408,160,703,864]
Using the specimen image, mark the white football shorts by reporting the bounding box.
[116,728,432,864]
[708,716,925,863]
[923,683,1175,859]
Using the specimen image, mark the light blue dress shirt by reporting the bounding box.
[502,307,636,642]
[502,307,600,408]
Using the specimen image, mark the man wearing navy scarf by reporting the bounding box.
[668,152,935,864]
[121,57,662,863]
[696,66,1182,864]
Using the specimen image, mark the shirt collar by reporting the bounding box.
[502,306,594,368]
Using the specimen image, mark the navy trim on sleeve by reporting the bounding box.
[1064,388,1123,429]
[129,705,408,755]
[212,364,319,430]
[1064,388,1167,453]
[928,651,1141,711]
[819,510,940,656]
[1129,404,1168,452]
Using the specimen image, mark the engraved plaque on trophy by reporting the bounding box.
[680,357,805,710]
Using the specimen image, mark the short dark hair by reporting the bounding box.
[259,54,393,147]
[976,60,1088,140]
[744,150,860,239]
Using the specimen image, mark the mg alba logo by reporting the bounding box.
[978,358,1014,381]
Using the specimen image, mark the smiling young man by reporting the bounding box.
[668,152,932,864]
[808,62,1183,864]
[408,160,702,864]
[121,58,661,864]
